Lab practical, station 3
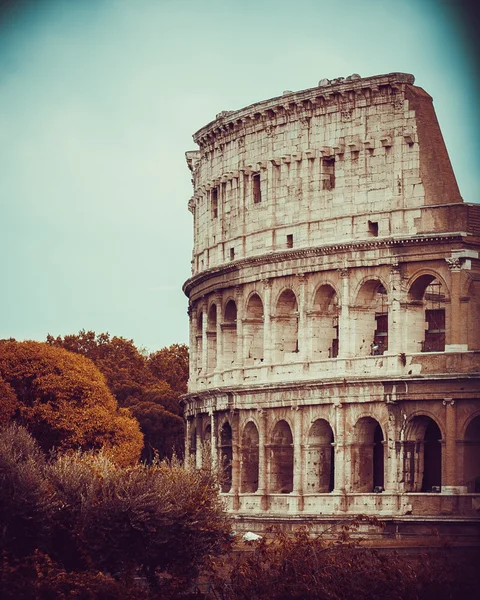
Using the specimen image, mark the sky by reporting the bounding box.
[0,0,478,352]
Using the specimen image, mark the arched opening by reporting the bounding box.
[464,416,480,492]
[207,304,217,372]
[407,275,446,352]
[306,419,335,492]
[196,313,203,373]
[241,422,259,492]
[352,417,385,492]
[223,300,237,367]
[311,285,339,359]
[269,420,294,493]
[353,280,388,356]
[403,416,442,492]
[244,294,264,365]
[467,282,480,351]
[273,289,299,363]
[220,421,232,493]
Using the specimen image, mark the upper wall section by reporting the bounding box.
[186,73,463,275]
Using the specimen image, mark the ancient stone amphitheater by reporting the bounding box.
[183,72,480,542]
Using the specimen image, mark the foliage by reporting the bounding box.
[0,375,18,424]
[128,401,185,462]
[148,343,189,395]
[0,340,143,465]
[46,331,189,460]
[215,519,479,600]
[0,424,55,557]
[0,425,231,599]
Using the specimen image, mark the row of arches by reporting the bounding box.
[190,414,480,495]
[196,272,449,372]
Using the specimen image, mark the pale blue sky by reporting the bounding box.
[0,0,478,351]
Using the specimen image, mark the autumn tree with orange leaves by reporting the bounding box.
[0,340,143,466]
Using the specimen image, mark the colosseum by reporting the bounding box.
[183,72,480,542]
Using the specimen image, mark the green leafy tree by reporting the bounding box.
[0,340,143,465]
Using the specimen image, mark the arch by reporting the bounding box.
[273,289,299,362]
[241,421,259,493]
[223,299,237,366]
[311,284,339,359]
[219,421,233,493]
[352,417,385,492]
[206,303,217,372]
[403,415,442,492]
[466,280,480,351]
[352,279,389,356]
[244,293,264,364]
[306,419,335,492]
[406,273,448,352]
[463,415,480,492]
[269,420,294,493]
[189,424,197,458]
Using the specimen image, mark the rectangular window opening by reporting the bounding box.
[230,248,235,261]
[253,173,261,204]
[286,234,293,248]
[322,157,335,190]
[211,187,218,218]
[368,220,379,237]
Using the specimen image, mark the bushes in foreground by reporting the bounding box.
[0,424,231,598]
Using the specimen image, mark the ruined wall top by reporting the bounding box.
[193,73,416,148]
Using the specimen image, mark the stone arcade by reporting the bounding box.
[182,73,480,541]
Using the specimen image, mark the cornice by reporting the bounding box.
[193,72,416,150]
[182,232,466,297]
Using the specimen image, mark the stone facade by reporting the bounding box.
[183,73,480,540]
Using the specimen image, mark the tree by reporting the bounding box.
[148,343,189,395]
[46,332,189,460]
[0,376,18,424]
[128,401,184,462]
[0,340,143,465]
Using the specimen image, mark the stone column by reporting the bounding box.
[235,286,244,366]
[231,410,241,509]
[297,274,307,361]
[210,410,218,470]
[333,403,347,493]
[263,279,272,364]
[388,263,404,354]
[292,406,304,511]
[257,408,269,510]
[185,416,192,459]
[384,407,399,492]
[445,259,468,351]
[215,291,223,371]
[201,304,208,373]
[337,268,351,358]
[195,416,202,469]
[442,398,459,493]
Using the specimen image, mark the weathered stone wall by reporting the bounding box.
[183,73,480,531]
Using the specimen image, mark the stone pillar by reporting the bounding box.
[185,416,192,458]
[215,291,223,371]
[445,260,468,351]
[195,416,202,469]
[333,403,347,493]
[297,274,307,361]
[337,268,351,358]
[188,305,196,384]
[262,279,272,364]
[201,305,208,373]
[384,408,399,492]
[292,406,304,511]
[388,264,404,354]
[231,410,241,509]
[210,411,218,470]
[443,398,459,493]
[235,286,244,366]
[257,409,268,510]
